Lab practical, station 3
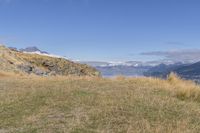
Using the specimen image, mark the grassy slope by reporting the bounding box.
[1,74,200,133]
[0,45,100,76]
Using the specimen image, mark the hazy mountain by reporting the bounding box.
[19,46,49,54]
[96,65,151,77]
[144,63,188,78]
[172,62,200,83]
[80,61,150,77]
[143,62,200,83]
[79,61,110,67]
[80,60,182,77]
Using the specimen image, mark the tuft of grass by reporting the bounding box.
[1,74,200,132]
[167,72,200,101]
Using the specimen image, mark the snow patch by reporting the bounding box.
[23,51,67,59]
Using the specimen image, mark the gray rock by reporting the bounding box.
[49,71,56,76]
[33,68,47,76]
[17,65,33,73]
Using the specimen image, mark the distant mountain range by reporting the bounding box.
[144,62,200,83]
[79,61,155,77]
[95,65,151,77]
[171,62,200,83]
[5,46,200,82]
[83,60,200,83]
[144,63,187,78]
[79,61,190,77]
[79,60,177,67]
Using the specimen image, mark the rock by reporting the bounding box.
[49,71,56,76]
[17,64,33,74]
[33,68,47,76]
[42,61,54,67]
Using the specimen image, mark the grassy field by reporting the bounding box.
[1,73,200,133]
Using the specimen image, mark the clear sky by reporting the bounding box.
[0,0,200,62]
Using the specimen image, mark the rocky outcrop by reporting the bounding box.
[0,45,101,77]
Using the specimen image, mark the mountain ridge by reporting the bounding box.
[19,46,49,54]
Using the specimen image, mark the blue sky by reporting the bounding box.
[0,0,200,61]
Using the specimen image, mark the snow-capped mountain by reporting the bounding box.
[79,60,189,77]
[79,61,151,77]
[19,47,65,59]
[79,61,143,67]
[79,60,180,68]
[19,46,48,54]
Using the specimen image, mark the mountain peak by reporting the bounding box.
[19,46,48,54]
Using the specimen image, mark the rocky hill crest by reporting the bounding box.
[0,45,101,76]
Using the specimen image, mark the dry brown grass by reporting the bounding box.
[0,71,18,77]
[0,72,7,77]
[166,73,200,101]
[0,74,200,133]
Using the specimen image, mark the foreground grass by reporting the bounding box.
[1,74,200,133]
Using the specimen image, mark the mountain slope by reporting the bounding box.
[144,63,187,78]
[173,61,200,82]
[144,61,200,83]
[175,61,200,75]
[0,45,100,76]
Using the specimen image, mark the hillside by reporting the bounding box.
[1,73,200,133]
[0,45,100,76]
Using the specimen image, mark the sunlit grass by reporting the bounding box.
[1,73,200,133]
[167,72,200,101]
